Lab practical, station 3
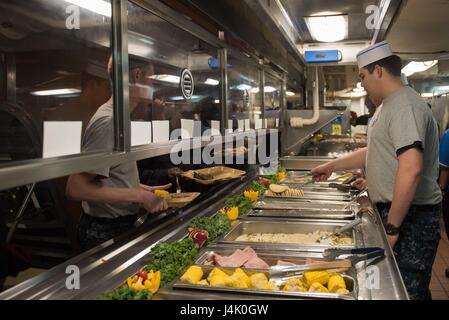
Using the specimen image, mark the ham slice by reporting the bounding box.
[244,256,270,269]
[208,246,267,268]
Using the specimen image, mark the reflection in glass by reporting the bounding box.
[264,73,281,128]
[227,55,261,131]
[127,2,220,137]
[0,0,113,163]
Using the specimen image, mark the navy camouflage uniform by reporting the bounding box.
[78,214,138,250]
[377,203,441,300]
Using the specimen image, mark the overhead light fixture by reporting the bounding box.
[402,60,438,77]
[434,85,449,92]
[264,86,276,93]
[236,84,252,91]
[214,99,220,104]
[286,91,295,96]
[64,0,111,17]
[204,78,219,86]
[170,95,203,101]
[30,88,81,96]
[149,74,180,84]
[250,87,260,94]
[305,12,348,43]
[421,93,435,98]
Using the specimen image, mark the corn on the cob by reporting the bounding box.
[336,288,350,294]
[197,279,209,286]
[180,266,203,284]
[328,274,346,293]
[308,282,329,293]
[282,278,307,292]
[303,271,329,287]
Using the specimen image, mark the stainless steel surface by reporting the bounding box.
[247,209,355,220]
[254,199,358,211]
[112,0,130,152]
[317,218,363,243]
[0,158,409,300]
[0,131,269,191]
[172,265,357,300]
[264,192,352,202]
[219,219,359,251]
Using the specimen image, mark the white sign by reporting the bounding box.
[43,121,82,159]
[131,121,152,146]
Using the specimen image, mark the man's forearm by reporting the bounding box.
[67,174,141,204]
[329,147,367,171]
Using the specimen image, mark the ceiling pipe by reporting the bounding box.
[290,66,320,127]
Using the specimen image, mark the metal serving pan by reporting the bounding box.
[194,245,348,269]
[264,192,353,202]
[247,209,355,220]
[172,264,357,300]
[219,219,358,251]
[253,199,359,211]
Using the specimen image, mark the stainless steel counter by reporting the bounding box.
[0,162,409,300]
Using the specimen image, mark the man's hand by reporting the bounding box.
[140,183,172,192]
[168,168,183,178]
[352,178,367,190]
[311,163,334,182]
[137,188,168,213]
[387,234,399,253]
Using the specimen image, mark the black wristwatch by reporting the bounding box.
[385,223,400,236]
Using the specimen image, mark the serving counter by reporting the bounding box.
[0,161,408,300]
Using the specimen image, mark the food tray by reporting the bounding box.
[172,264,357,300]
[247,209,355,220]
[181,166,246,185]
[165,192,201,208]
[219,219,358,251]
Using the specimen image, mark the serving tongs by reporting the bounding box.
[270,247,384,286]
[322,247,385,264]
[316,218,362,243]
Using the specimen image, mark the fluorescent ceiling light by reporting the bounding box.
[434,85,449,92]
[214,99,220,104]
[236,84,252,91]
[305,12,348,43]
[170,95,203,101]
[402,60,438,77]
[250,87,260,94]
[149,74,180,84]
[30,88,81,96]
[421,93,435,98]
[205,78,219,86]
[64,0,111,17]
[264,86,276,93]
[286,91,295,96]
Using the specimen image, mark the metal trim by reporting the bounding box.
[6,54,16,105]
[0,131,272,191]
[130,0,226,49]
[218,48,228,135]
[260,68,265,121]
[112,0,130,152]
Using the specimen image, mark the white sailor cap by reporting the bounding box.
[356,41,393,69]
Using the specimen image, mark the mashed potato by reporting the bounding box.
[235,230,352,246]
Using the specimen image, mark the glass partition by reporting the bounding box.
[264,72,282,128]
[127,2,220,140]
[0,0,113,163]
